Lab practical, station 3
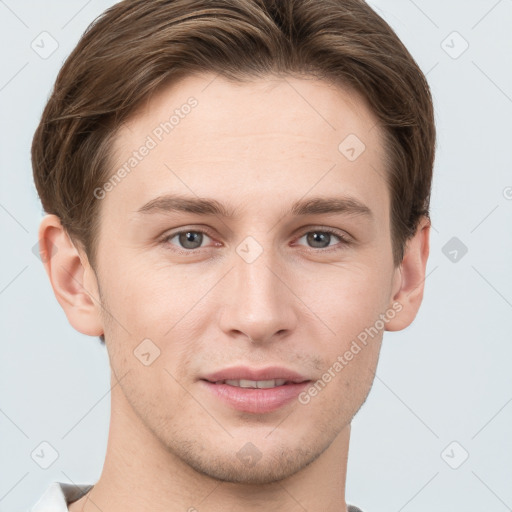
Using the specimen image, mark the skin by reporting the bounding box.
[39,73,430,512]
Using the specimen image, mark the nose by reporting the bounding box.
[217,246,298,345]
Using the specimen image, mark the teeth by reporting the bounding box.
[222,379,288,388]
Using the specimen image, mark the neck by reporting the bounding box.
[71,372,351,512]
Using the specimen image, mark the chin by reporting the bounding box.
[166,428,331,485]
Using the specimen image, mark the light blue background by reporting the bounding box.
[1,1,511,511]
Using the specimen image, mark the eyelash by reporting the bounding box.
[160,226,352,255]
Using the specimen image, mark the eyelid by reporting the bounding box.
[294,225,352,240]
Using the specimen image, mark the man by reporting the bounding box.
[30,0,435,510]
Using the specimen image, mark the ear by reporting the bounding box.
[37,214,104,337]
[385,216,431,332]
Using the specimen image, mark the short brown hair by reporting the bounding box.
[32,0,435,270]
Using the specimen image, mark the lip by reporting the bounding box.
[201,366,310,384]
[199,366,312,414]
[200,380,311,414]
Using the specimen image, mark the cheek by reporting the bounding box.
[102,263,187,327]
[300,263,392,335]
[296,263,389,402]
[100,263,216,379]
[100,244,393,350]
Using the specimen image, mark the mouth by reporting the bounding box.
[199,366,313,413]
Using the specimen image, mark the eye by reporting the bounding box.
[160,227,352,255]
[295,228,351,251]
[163,230,214,251]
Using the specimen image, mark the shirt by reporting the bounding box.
[29,482,93,511]
[29,481,365,511]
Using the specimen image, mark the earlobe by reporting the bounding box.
[38,214,104,337]
[385,216,431,332]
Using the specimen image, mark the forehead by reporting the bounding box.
[106,72,389,223]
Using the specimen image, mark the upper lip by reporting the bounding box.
[201,366,311,383]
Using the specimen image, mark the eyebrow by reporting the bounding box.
[135,193,373,219]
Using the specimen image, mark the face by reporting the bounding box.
[92,73,400,484]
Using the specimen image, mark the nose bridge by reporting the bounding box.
[218,236,297,343]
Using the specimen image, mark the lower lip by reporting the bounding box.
[200,380,311,414]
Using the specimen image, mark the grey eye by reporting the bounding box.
[299,231,340,249]
[176,231,206,249]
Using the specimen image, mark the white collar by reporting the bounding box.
[30,482,93,511]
